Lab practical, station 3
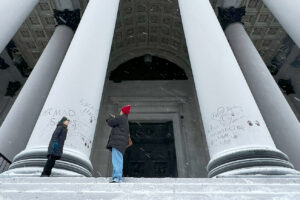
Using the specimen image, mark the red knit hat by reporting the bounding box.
[121,105,131,115]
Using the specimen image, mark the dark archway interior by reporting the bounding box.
[109,55,188,82]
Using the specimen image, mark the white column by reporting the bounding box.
[178,0,298,177]
[263,0,300,48]
[0,25,74,161]
[0,0,39,53]
[8,0,120,176]
[220,2,300,171]
[225,22,300,171]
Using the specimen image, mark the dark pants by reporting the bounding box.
[41,155,57,176]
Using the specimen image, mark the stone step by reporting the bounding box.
[1,177,300,184]
[1,177,300,200]
[5,191,300,200]
[2,182,300,193]
[1,192,300,200]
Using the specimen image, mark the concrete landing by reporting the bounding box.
[1,177,300,199]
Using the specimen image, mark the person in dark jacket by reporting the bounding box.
[106,105,131,183]
[41,116,69,177]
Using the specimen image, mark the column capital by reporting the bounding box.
[0,57,9,70]
[218,6,245,30]
[54,9,81,31]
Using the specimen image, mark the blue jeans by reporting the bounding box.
[112,148,123,182]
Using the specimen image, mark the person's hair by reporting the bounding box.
[58,116,69,125]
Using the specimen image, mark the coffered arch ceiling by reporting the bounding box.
[108,0,190,76]
[7,0,89,69]
[111,0,189,71]
[9,0,295,75]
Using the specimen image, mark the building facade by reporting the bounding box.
[0,0,300,178]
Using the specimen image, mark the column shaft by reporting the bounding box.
[225,22,300,170]
[0,0,39,53]
[178,0,297,177]
[263,0,300,48]
[0,25,74,161]
[8,0,120,176]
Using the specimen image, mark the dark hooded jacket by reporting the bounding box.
[106,114,129,155]
[47,118,68,159]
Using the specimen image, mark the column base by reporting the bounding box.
[207,147,298,178]
[7,148,93,177]
[215,166,300,177]
[0,167,84,177]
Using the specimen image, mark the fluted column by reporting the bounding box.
[7,0,120,177]
[178,0,298,177]
[262,0,300,48]
[0,0,39,53]
[219,6,300,171]
[0,10,79,161]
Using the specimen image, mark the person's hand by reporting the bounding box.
[109,113,115,118]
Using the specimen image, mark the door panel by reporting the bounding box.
[124,122,178,177]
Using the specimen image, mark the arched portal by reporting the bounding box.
[91,54,209,178]
[109,55,188,82]
[89,0,208,179]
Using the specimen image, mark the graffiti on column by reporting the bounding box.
[207,106,246,147]
[39,98,98,154]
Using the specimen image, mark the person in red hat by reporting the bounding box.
[106,105,131,183]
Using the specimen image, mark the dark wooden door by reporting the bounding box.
[123,122,178,177]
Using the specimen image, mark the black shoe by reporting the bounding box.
[40,174,49,177]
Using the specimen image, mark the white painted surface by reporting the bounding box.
[0,25,74,161]
[12,0,120,175]
[0,0,39,53]
[178,0,281,161]
[263,0,300,48]
[225,22,300,170]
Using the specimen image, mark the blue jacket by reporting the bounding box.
[47,123,68,158]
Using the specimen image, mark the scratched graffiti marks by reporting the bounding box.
[37,107,77,145]
[79,99,97,124]
[39,98,98,152]
[41,107,76,126]
[67,99,97,151]
[66,98,97,151]
[207,106,246,146]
